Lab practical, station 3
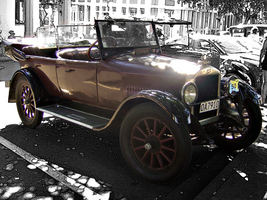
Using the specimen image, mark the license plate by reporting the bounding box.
[199,99,220,113]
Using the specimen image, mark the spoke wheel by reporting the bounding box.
[131,118,177,171]
[120,103,192,182]
[213,99,262,150]
[15,76,43,128]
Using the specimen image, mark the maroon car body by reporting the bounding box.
[4,19,262,183]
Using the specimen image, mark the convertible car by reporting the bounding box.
[4,19,262,183]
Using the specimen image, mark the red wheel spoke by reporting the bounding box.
[161,137,174,143]
[144,119,151,135]
[136,125,148,138]
[150,153,154,168]
[157,125,167,138]
[156,153,164,169]
[160,152,172,164]
[161,145,176,153]
[153,120,157,135]
[141,150,149,161]
[134,145,144,150]
[133,136,146,142]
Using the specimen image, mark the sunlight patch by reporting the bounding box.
[254,142,267,149]
[235,169,249,181]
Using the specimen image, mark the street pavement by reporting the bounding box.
[193,109,267,200]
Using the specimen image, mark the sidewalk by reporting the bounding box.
[0,55,19,81]
[194,106,267,200]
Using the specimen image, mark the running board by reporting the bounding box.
[36,104,110,129]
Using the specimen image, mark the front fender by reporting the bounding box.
[238,80,261,105]
[94,90,191,131]
[8,68,48,106]
[219,78,261,128]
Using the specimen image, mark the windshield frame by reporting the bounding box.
[95,19,161,59]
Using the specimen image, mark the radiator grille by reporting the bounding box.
[195,74,219,102]
[194,74,219,121]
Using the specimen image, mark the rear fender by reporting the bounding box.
[8,69,48,106]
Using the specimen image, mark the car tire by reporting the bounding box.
[15,76,43,128]
[213,99,262,150]
[120,102,192,183]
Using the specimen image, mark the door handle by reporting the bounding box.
[65,69,75,73]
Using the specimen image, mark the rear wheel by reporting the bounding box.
[213,99,262,150]
[120,103,192,182]
[15,76,43,128]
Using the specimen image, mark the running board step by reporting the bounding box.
[36,104,110,129]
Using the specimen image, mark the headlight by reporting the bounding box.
[182,82,198,105]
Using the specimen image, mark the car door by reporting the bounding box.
[56,59,98,104]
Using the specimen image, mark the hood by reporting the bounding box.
[111,52,203,75]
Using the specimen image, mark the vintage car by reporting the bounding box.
[4,19,262,183]
[160,28,261,92]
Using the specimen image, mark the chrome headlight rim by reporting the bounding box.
[181,82,198,105]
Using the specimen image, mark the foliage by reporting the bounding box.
[181,0,267,24]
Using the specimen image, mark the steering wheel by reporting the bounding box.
[87,40,99,60]
[102,36,117,47]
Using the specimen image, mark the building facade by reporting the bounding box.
[0,0,236,39]
[70,0,223,34]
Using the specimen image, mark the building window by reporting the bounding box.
[122,7,126,15]
[96,6,100,11]
[140,8,145,14]
[113,0,116,3]
[112,7,117,12]
[15,0,24,24]
[96,0,100,2]
[141,0,145,4]
[78,5,85,21]
[165,0,174,6]
[150,8,158,16]
[96,12,99,19]
[87,6,91,21]
[78,0,85,2]
[151,0,158,5]
[129,7,137,15]
[87,0,91,2]
[164,9,174,17]
[123,0,126,3]
[130,0,137,3]
[71,6,76,22]
[102,6,106,11]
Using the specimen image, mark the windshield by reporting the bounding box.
[212,38,250,54]
[97,21,158,48]
[57,25,96,47]
[36,25,96,48]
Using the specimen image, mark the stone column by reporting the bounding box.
[24,0,34,37]
[59,0,71,25]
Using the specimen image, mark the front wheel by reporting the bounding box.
[213,99,262,150]
[15,76,43,128]
[120,103,192,183]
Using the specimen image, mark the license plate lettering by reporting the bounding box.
[200,99,220,113]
